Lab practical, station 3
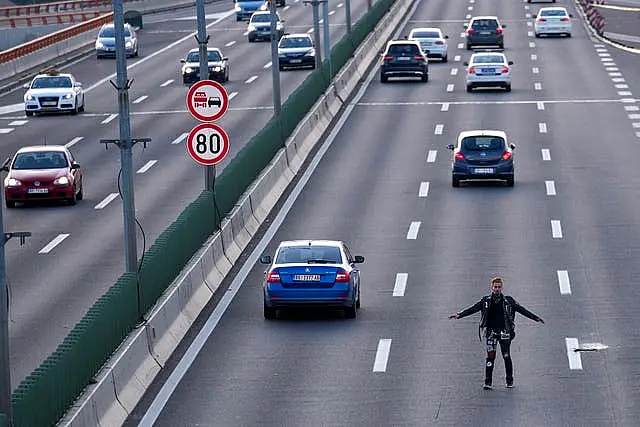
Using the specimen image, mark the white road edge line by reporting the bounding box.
[393,273,408,296]
[137,160,157,174]
[551,220,563,239]
[557,270,571,295]
[94,192,119,209]
[419,181,429,197]
[406,221,421,240]
[39,233,70,254]
[566,338,583,370]
[373,339,392,372]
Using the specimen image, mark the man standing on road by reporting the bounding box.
[448,276,545,390]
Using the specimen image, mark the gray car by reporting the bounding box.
[95,23,139,58]
[247,11,285,42]
[465,16,505,50]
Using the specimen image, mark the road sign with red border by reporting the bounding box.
[186,80,229,122]
[187,123,230,165]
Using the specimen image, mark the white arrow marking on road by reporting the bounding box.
[65,137,83,148]
[101,114,118,124]
[551,220,563,238]
[133,95,148,104]
[225,40,236,47]
[39,234,70,254]
[373,339,392,372]
[406,221,421,240]
[137,160,157,174]
[8,120,27,126]
[446,84,455,92]
[171,132,189,145]
[245,75,258,84]
[434,124,444,135]
[264,61,272,69]
[393,273,408,296]
[537,101,545,110]
[427,150,437,163]
[94,192,119,209]
[539,122,547,133]
[541,149,551,161]
[566,338,582,369]
[557,270,571,295]
[419,182,430,197]
[441,103,449,112]
[545,180,556,196]
[160,79,173,87]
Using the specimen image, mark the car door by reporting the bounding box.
[67,150,81,185]
[343,244,360,291]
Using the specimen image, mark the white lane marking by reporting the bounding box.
[229,91,238,100]
[427,150,437,163]
[625,105,640,111]
[0,128,13,134]
[441,103,450,111]
[529,41,536,48]
[101,113,118,124]
[446,84,455,92]
[39,233,70,254]
[329,9,335,15]
[525,13,532,18]
[373,339,392,372]
[465,14,471,19]
[454,55,461,61]
[611,78,625,83]
[605,67,619,71]
[621,98,637,103]
[602,61,615,66]
[636,132,640,138]
[628,114,640,119]
[264,61,272,69]
[133,95,148,104]
[65,136,83,148]
[457,42,464,49]
[419,182,429,197]
[534,82,542,91]
[528,31,534,37]
[94,192,119,209]
[551,220,563,239]
[537,101,545,110]
[609,72,623,77]
[337,2,343,7]
[598,52,611,57]
[632,123,640,128]
[595,48,607,52]
[434,124,444,135]
[541,149,551,161]
[319,19,324,24]
[225,40,236,47]
[137,160,157,174]
[284,5,291,11]
[532,67,539,74]
[171,132,188,145]
[618,91,633,96]
[531,54,537,61]
[393,273,408,297]
[545,180,556,196]
[615,84,630,89]
[469,0,475,3]
[557,270,572,295]
[600,57,613,62]
[243,30,249,36]
[406,221,421,240]
[8,120,27,126]
[245,75,258,84]
[307,28,314,34]
[160,79,173,87]
[450,68,458,76]
[467,5,473,10]
[459,32,466,38]
[527,21,532,27]
[539,122,547,133]
[566,338,582,370]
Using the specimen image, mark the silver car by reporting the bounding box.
[408,27,449,62]
[534,7,573,37]
[95,23,139,58]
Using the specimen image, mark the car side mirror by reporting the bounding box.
[70,162,81,170]
[463,23,468,28]
[354,255,365,263]
[180,59,186,63]
[23,83,29,90]
[447,144,455,150]
[2,157,11,171]
[444,35,449,39]
[509,143,516,150]
[223,57,229,61]
[508,61,514,65]
[463,61,469,66]
[502,24,507,28]
[74,82,83,87]
[259,255,271,264]
[569,14,573,18]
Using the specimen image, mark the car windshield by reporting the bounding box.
[540,9,567,17]
[471,19,498,29]
[461,136,505,152]
[31,76,72,89]
[388,44,420,56]
[280,37,312,48]
[186,50,222,62]
[472,55,504,64]
[99,27,131,38]
[275,245,342,264]
[251,14,271,22]
[411,31,440,38]
[12,151,68,170]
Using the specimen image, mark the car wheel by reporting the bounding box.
[248,36,254,43]
[264,302,277,319]
[279,65,285,71]
[506,177,515,187]
[421,74,429,82]
[566,33,572,38]
[71,101,78,115]
[442,55,448,63]
[505,84,512,92]
[466,85,473,93]
[236,16,241,21]
[381,73,388,83]
[25,111,33,117]
[76,183,83,201]
[78,99,85,113]
[67,189,77,206]
[5,199,15,209]
[466,43,472,50]
[356,287,361,309]
[452,176,460,187]
[344,303,357,319]
[499,43,504,49]
[535,32,540,38]
[310,63,316,70]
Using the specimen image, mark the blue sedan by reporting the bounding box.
[260,240,364,319]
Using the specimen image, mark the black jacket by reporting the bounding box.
[457,295,541,336]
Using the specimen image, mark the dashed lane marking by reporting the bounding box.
[419,182,429,197]
[566,338,583,370]
[539,122,547,133]
[133,95,148,104]
[39,233,70,254]
[537,101,545,110]
[427,150,437,163]
[94,193,119,209]
[441,103,450,111]
[557,270,572,295]
[171,132,188,145]
[65,137,83,148]
[393,273,408,296]
[545,180,556,196]
[434,124,444,134]
[101,113,118,124]
[137,160,157,174]
[160,79,173,87]
[406,221,421,240]
[541,149,551,161]
[551,220,563,239]
[373,339,392,372]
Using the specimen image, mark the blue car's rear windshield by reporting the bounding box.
[276,246,342,264]
[461,136,505,151]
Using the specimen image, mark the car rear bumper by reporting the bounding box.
[467,76,511,86]
[534,23,571,34]
[420,45,447,57]
[467,35,503,46]
[279,57,315,67]
[381,66,428,77]
[264,288,354,308]
[5,186,73,202]
[96,48,135,57]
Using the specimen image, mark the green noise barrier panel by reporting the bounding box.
[9,0,400,425]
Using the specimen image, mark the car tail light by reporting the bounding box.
[501,65,509,73]
[455,152,465,161]
[560,17,570,22]
[466,28,473,35]
[496,28,503,34]
[537,18,546,22]
[383,55,394,61]
[335,269,350,282]
[413,55,425,61]
[267,271,281,283]
[468,66,476,74]
[502,151,512,161]
[435,40,444,45]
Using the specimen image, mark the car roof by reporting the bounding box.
[187,47,222,53]
[33,72,74,79]
[278,240,343,248]
[387,39,421,46]
[252,10,270,15]
[281,33,312,38]
[409,27,442,33]
[538,7,568,12]
[470,16,500,21]
[470,52,506,59]
[16,145,67,154]
[458,130,507,141]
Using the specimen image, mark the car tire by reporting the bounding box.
[506,177,515,187]
[499,43,504,49]
[466,43,472,50]
[279,65,285,71]
[248,36,255,43]
[381,73,388,83]
[466,85,473,93]
[25,111,33,117]
[5,199,15,209]
[71,102,78,115]
[78,99,85,113]
[421,74,429,82]
[356,288,361,309]
[310,62,316,70]
[236,16,242,21]
[264,303,277,319]
[535,32,540,38]
[452,177,460,187]
[566,33,572,38]
[505,84,512,92]
[76,184,83,201]
[442,55,448,63]
[344,303,357,319]
[67,191,77,206]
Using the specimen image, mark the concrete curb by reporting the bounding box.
[56,0,413,424]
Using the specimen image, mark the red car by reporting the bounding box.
[2,145,84,208]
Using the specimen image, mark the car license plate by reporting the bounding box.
[27,188,48,194]
[473,168,494,174]
[41,101,57,106]
[294,274,320,281]
[480,31,491,35]
[398,57,411,61]
[290,59,302,63]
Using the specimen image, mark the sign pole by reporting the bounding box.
[269,0,281,116]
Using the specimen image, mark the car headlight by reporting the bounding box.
[248,24,256,31]
[5,178,21,187]
[184,67,193,73]
[125,40,133,48]
[213,66,221,72]
[235,5,241,11]
[25,94,33,101]
[259,4,268,10]
[53,176,69,186]
[95,41,104,49]
[305,49,316,56]
[63,93,73,99]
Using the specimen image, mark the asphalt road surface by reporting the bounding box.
[123,0,640,426]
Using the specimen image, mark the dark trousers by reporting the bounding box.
[485,330,513,385]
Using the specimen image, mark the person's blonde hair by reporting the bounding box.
[491,276,504,285]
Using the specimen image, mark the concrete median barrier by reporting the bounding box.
[210,233,233,281]
[220,216,243,265]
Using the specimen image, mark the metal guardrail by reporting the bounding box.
[0,0,140,17]
[0,11,105,27]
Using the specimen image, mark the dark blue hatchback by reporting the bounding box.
[260,240,364,319]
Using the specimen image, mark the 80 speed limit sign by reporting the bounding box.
[187,123,230,166]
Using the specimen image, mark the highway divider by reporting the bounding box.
[0,0,140,17]
[575,0,640,52]
[3,0,418,425]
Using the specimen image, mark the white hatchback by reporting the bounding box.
[408,27,449,62]
[464,51,513,92]
[534,7,572,37]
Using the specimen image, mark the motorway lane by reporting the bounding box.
[0,0,372,386]
[125,0,640,425]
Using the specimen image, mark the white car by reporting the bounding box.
[408,27,449,62]
[534,7,572,37]
[464,51,513,92]
[23,70,85,116]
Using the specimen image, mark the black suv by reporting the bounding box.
[380,40,429,83]
[465,16,505,50]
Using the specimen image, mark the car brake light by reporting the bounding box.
[383,56,394,61]
[435,40,444,45]
[537,18,546,22]
[501,65,509,73]
[502,151,512,161]
[468,66,476,74]
[267,271,280,283]
[560,17,569,22]
[496,28,503,34]
[335,269,350,282]
[413,55,425,61]
[455,152,465,161]
[467,28,473,35]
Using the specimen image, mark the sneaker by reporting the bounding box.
[506,382,514,388]
[483,383,493,390]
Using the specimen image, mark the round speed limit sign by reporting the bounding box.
[187,123,230,166]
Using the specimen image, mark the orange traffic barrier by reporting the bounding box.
[0,0,140,18]
[0,11,106,27]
